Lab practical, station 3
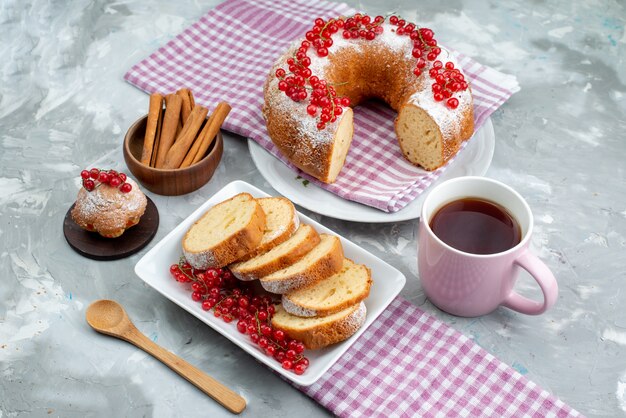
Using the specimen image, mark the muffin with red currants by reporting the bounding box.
[71,168,147,238]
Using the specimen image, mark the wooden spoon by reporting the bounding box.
[86,299,246,414]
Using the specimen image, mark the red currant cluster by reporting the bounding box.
[429,60,468,109]
[307,78,351,130]
[341,14,384,40]
[389,16,441,78]
[305,18,337,57]
[275,38,351,130]
[170,260,310,375]
[80,168,132,193]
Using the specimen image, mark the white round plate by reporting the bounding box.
[248,117,495,223]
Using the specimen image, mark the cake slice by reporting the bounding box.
[259,234,343,294]
[183,193,266,269]
[281,259,372,317]
[271,302,366,349]
[237,197,299,262]
[230,224,320,281]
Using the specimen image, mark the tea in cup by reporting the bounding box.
[418,176,558,317]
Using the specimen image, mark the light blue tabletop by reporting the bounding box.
[1,0,624,416]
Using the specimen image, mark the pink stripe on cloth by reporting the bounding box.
[295,297,581,418]
[124,0,519,213]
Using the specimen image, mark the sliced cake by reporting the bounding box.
[182,193,266,269]
[230,224,320,281]
[237,197,299,262]
[260,234,343,294]
[282,259,372,317]
[271,302,366,349]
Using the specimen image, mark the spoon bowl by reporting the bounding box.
[85,299,246,414]
[86,299,129,334]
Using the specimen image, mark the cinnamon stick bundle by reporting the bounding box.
[139,89,229,171]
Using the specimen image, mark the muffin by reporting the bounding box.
[71,168,147,238]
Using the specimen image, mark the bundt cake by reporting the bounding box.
[263,14,474,184]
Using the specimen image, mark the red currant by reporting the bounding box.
[109,176,122,187]
[83,179,95,191]
[80,170,90,179]
[317,47,328,57]
[261,325,272,336]
[446,98,459,109]
[98,172,109,183]
[89,168,100,179]
[120,183,132,193]
[294,364,307,375]
[237,320,247,334]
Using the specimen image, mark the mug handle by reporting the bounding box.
[502,251,558,315]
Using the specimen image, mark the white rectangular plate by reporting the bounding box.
[135,180,406,386]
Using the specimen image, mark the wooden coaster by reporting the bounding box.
[63,196,159,261]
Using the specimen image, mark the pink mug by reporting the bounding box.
[418,176,558,317]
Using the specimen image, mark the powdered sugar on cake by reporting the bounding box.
[71,177,147,235]
[344,302,366,332]
[183,249,217,271]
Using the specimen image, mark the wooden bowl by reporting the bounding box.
[123,115,223,196]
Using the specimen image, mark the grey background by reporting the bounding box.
[1,0,625,416]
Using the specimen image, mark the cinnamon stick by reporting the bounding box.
[162,105,209,169]
[141,93,163,165]
[181,102,231,168]
[177,88,193,125]
[155,94,183,168]
[150,106,164,167]
[187,89,195,108]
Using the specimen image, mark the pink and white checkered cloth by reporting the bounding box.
[124,0,519,212]
[298,297,581,417]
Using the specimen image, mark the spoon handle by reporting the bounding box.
[124,327,246,414]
